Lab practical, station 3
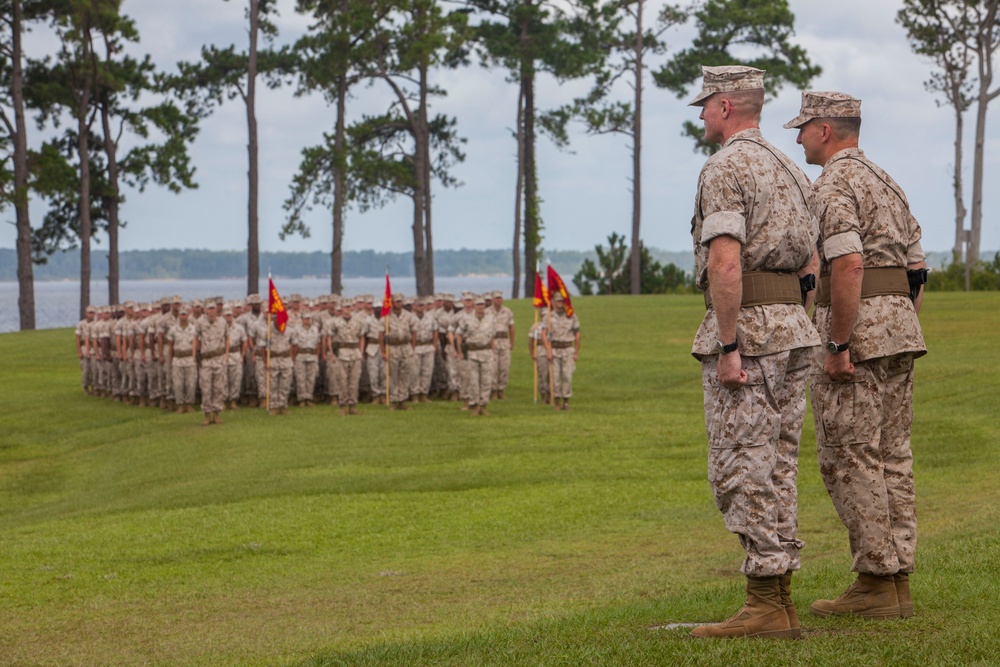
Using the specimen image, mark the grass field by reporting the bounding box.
[1,293,998,667]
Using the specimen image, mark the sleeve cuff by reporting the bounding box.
[906,240,926,264]
[701,211,746,245]
[823,231,863,260]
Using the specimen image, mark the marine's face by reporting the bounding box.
[699,95,725,145]
[795,119,825,166]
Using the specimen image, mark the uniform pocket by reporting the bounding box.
[811,366,878,446]
[707,361,777,449]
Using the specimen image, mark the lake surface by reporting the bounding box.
[0,276,530,333]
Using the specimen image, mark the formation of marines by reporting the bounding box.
[74,289,582,423]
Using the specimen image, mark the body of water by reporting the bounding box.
[0,276,526,333]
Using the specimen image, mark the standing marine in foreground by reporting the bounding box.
[686,65,820,640]
[785,92,926,619]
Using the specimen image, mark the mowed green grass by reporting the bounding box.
[1,293,998,667]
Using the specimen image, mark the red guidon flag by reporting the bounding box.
[533,271,549,308]
[381,271,392,317]
[546,264,574,316]
[268,276,288,333]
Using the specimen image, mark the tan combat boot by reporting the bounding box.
[778,572,801,639]
[201,413,212,426]
[348,405,360,415]
[213,412,223,424]
[691,575,796,639]
[894,572,913,618]
[810,573,900,618]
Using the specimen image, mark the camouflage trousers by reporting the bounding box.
[700,346,812,576]
[366,352,385,398]
[445,347,460,393]
[550,349,575,399]
[457,354,472,401]
[386,347,413,404]
[811,352,917,576]
[533,354,549,398]
[338,356,362,406]
[411,347,435,396]
[294,355,319,402]
[492,339,511,391]
[132,357,147,399]
[268,359,293,409]
[226,360,243,402]
[325,356,342,400]
[146,356,161,400]
[172,363,198,406]
[466,350,495,407]
[80,356,92,389]
[199,358,226,414]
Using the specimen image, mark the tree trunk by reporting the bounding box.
[968,0,999,268]
[11,0,35,330]
[101,99,120,306]
[331,69,347,295]
[246,0,261,295]
[629,0,644,295]
[951,94,966,262]
[511,80,525,300]
[77,29,95,318]
[522,60,538,299]
[419,56,434,296]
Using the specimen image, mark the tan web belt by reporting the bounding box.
[270,350,291,358]
[297,348,317,354]
[494,332,509,339]
[466,343,491,351]
[387,339,410,346]
[815,267,909,307]
[338,342,359,348]
[703,271,802,309]
[201,349,224,360]
[550,341,574,349]
[173,350,193,358]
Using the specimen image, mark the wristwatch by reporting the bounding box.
[826,340,850,354]
[716,339,738,355]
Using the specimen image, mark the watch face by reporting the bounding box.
[827,342,838,353]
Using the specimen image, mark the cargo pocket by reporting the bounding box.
[812,366,877,446]
[708,361,777,449]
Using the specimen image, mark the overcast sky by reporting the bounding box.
[4,0,998,262]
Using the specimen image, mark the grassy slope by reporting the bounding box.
[0,293,997,667]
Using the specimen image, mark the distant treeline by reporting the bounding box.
[0,247,697,282]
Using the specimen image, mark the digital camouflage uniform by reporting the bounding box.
[75,310,95,392]
[225,315,246,405]
[437,305,460,398]
[158,306,180,406]
[382,306,416,405]
[490,299,515,395]
[363,311,385,402]
[410,304,437,399]
[455,309,495,409]
[291,318,322,404]
[691,126,820,577]
[808,146,926,577]
[265,319,294,411]
[322,306,344,404]
[330,306,366,407]
[168,319,198,409]
[197,315,229,416]
[528,314,549,400]
[544,310,579,401]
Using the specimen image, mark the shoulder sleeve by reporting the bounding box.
[814,166,863,260]
[697,157,747,246]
